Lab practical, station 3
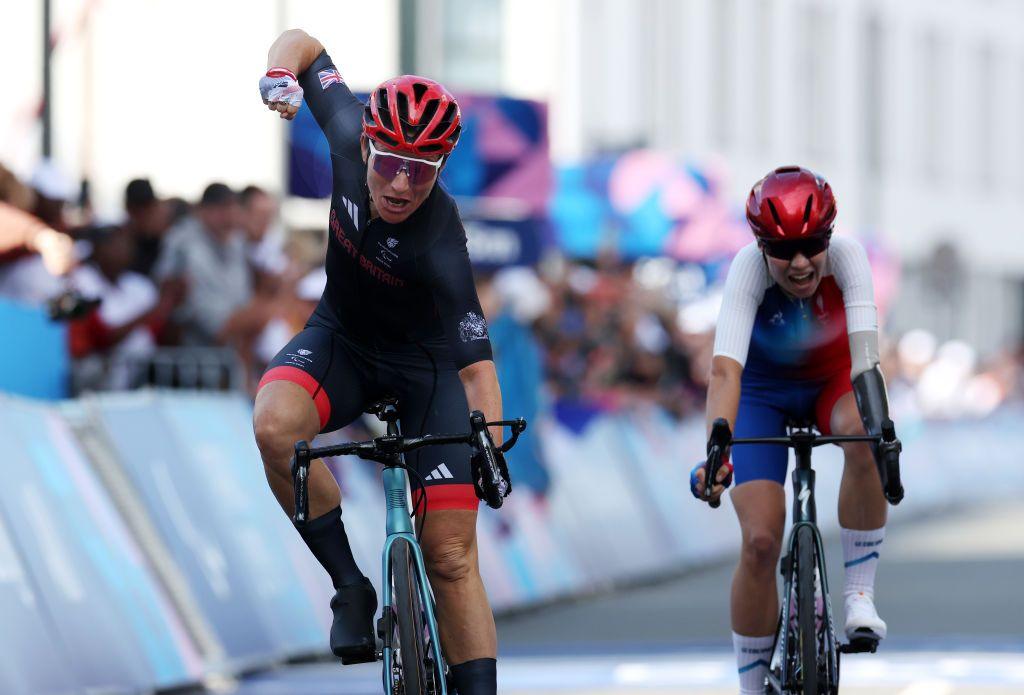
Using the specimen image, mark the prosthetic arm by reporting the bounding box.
[849,331,903,504]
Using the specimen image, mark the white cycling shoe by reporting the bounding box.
[844,591,887,641]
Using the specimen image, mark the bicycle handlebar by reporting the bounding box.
[291,414,528,525]
[702,417,904,509]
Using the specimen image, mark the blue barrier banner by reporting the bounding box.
[0,395,202,693]
[0,299,68,400]
[0,501,81,695]
[91,393,332,667]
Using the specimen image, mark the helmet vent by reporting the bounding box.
[427,103,457,140]
[396,92,410,123]
[412,82,429,101]
[376,90,395,131]
[775,165,801,174]
[766,199,784,230]
[802,195,814,224]
[418,99,440,128]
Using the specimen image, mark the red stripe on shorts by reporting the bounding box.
[412,484,479,512]
[258,365,332,430]
[815,370,853,436]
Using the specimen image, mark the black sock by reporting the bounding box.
[296,506,364,588]
[450,658,496,695]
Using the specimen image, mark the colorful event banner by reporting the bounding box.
[288,92,553,270]
[289,93,551,213]
[550,151,750,261]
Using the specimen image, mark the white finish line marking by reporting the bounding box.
[494,652,1024,690]
[898,681,954,695]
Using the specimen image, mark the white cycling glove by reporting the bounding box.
[259,67,304,110]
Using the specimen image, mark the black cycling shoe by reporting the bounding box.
[330,578,378,664]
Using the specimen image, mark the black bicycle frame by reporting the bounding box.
[730,428,879,693]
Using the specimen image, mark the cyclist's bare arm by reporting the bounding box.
[267,29,325,77]
[262,29,326,119]
[0,202,73,275]
[696,355,742,498]
[460,360,504,446]
[706,355,742,436]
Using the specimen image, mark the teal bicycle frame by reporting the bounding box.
[378,434,447,694]
[293,400,524,694]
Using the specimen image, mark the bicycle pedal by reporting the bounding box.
[839,635,879,654]
[339,643,380,665]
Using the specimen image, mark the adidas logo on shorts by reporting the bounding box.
[425,463,454,481]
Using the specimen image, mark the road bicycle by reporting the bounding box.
[704,417,903,694]
[292,397,526,694]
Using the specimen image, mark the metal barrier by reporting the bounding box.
[72,347,245,395]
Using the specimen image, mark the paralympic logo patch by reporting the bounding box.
[458,312,489,342]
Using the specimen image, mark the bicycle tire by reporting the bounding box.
[391,539,430,694]
[796,525,819,695]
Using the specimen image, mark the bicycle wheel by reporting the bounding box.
[390,538,430,694]
[796,525,819,695]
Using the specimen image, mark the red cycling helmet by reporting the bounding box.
[362,75,461,157]
[745,166,837,240]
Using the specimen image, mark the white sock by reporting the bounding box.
[841,526,885,599]
[733,631,774,694]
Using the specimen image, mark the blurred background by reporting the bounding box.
[0,1,1022,693]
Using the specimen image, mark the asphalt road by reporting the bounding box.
[497,501,1024,652]
[222,501,1024,694]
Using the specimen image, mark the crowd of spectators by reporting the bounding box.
[0,160,325,393]
[0,158,1020,419]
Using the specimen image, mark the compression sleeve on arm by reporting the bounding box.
[848,330,881,379]
[828,236,882,378]
[828,236,877,335]
[712,242,769,367]
[297,51,364,161]
[424,209,493,369]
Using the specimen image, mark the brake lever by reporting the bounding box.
[292,440,311,527]
[704,446,723,509]
[471,411,509,509]
[879,419,904,505]
[492,418,527,453]
[703,418,732,509]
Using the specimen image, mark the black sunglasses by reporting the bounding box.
[760,233,832,261]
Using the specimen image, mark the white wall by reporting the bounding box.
[1,0,399,218]
[497,0,1024,276]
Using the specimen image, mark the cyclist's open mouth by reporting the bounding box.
[788,270,815,289]
[382,195,410,213]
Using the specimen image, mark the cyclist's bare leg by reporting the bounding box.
[253,380,340,518]
[730,480,787,635]
[419,508,496,664]
[831,391,887,530]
